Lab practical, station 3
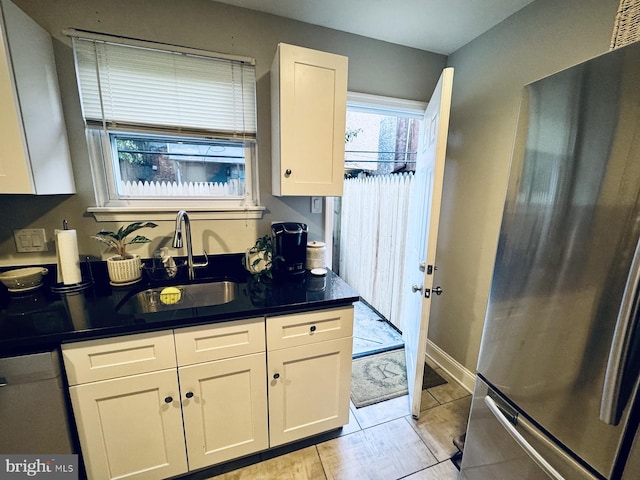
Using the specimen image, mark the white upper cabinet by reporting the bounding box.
[0,0,74,194]
[270,43,348,196]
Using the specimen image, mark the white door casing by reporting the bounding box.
[403,68,454,419]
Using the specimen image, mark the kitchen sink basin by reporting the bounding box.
[117,280,238,314]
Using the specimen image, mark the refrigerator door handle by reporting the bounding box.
[600,235,640,425]
[484,396,566,480]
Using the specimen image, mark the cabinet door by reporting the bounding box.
[69,369,187,480]
[180,353,268,469]
[271,43,348,196]
[267,336,352,447]
[0,0,74,194]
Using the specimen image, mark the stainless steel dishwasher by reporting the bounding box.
[0,349,74,454]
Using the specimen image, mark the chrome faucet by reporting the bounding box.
[172,210,208,280]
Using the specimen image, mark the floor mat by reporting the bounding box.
[350,349,447,408]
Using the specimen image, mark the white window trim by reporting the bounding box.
[66,29,264,221]
[347,91,427,118]
[87,207,264,222]
[84,127,264,222]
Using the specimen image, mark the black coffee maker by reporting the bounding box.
[271,222,308,279]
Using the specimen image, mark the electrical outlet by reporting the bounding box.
[14,228,48,252]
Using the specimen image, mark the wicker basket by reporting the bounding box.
[611,0,640,49]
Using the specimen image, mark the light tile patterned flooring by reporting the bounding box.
[206,367,471,480]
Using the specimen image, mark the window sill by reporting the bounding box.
[88,205,265,222]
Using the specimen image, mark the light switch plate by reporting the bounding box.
[14,228,48,252]
[311,197,323,214]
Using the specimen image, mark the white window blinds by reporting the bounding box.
[72,36,256,137]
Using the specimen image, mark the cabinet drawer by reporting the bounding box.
[266,306,353,350]
[174,318,265,366]
[62,331,176,385]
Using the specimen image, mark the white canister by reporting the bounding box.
[306,241,326,270]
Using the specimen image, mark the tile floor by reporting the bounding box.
[203,366,471,480]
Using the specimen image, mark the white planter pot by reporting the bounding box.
[106,254,142,285]
[244,249,271,274]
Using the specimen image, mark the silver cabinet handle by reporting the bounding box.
[601,236,640,425]
[484,396,565,480]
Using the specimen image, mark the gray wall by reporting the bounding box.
[0,0,446,265]
[431,0,621,373]
[0,0,625,380]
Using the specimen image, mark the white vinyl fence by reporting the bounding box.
[339,173,414,330]
[118,179,242,197]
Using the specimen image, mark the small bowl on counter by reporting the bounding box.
[0,267,48,293]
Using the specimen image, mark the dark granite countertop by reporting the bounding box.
[0,254,359,357]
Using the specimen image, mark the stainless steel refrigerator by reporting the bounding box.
[459,41,640,480]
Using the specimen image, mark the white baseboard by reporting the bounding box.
[425,340,476,393]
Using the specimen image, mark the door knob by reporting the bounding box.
[412,284,423,293]
[284,169,292,177]
[433,286,443,295]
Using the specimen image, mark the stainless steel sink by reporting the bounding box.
[118,280,238,314]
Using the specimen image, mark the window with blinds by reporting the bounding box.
[68,31,262,217]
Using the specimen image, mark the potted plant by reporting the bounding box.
[242,234,281,282]
[92,222,158,285]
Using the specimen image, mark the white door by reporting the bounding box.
[403,68,454,419]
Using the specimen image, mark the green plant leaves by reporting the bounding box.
[92,221,158,257]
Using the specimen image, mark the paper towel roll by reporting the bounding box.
[55,229,82,285]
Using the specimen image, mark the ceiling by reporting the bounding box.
[213,0,535,55]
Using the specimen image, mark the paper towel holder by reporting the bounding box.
[51,257,94,294]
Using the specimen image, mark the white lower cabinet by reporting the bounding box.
[179,353,268,469]
[267,336,353,446]
[266,306,354,447]
[69,369,187,480]
[63,308,353,480]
